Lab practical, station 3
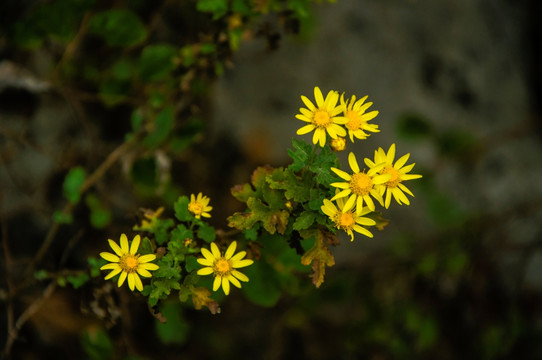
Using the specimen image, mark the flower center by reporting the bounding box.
[119,254,139,273]
[345,110,362,130]
[188,202,203,215]
[381,165,401,188]
[350,172,372,196]
[330,137,346,152]
[335,212,355,230]
[313,110,331,127]
[214,258,232,276]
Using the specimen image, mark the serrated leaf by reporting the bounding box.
[228,197,289,235]
[293,210,316,231]
[300,229,335,287]
[267,167,310,203]
[288,138,312,172]
[88,9,147,47]
[197,223,216,243]
[66,273,90,289]
[308,146,340,186]
[174,196,193,222]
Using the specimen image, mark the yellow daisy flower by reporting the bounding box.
[330,152,391,214]
[188,192,213,219]
[100,234,159,292]
[330,136,346,152]
[341,94,380,142]
[197,241,253,295]
[296,86,348,147]
[365,143,423,208]
[321,195,376,240]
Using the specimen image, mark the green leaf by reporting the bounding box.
[288,138,312,172]
[267,167,311,203]
[185,255,200,273]
[228,198,289,235]
[138,44,178,82]
[155,303,190,345]
[437,130,478,158]
[196,0,228,19]
[231,183,256,203]
[131,157,157,188]
[80,327,114,360]
[143,105,174,149]
[99,77,131,106]
[241,260,281,307]
[63,166,86,204]
[88,9,147,47]
[170,224,193,245]
[308,146,340,186]
[197,223,216,243]
[66,273,90,289]
[174,196,193,222]
[88,257,106,278]
[292,210,316,231]
[85,193,112,229]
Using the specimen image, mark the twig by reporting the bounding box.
[2,281,57,358]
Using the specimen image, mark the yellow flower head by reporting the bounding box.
[341,94,380,142]
[365,143,423,208]
[330,136,346,152]
[321,195,376,240]
[296,86,348,147]
[330,152,391,214]
[188,193,213,219]
[133,207,164,231]
[197,241,253,295]
[100,234,159,292]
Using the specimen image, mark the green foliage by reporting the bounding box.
[88,9,147,47]
[155,303,190,345]
[80,327,113,360]
[85,193,112,229]
[63,166,86,204]
[138,45,178,82]
[143,105,175,149]
[396,112,433,140]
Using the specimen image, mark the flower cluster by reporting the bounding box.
[296,86,422,241]
[296,86,379,148]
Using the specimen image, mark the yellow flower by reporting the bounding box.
[296,86,348,147]
[197,241,253,295]
[321,195,376,240]
[330,136,346,152]
[100,234,159,292]
[330,152,391,214]
[188,193,213,219]
[341,94,379,142]
[365,143,423,208]
[133,207,164,231]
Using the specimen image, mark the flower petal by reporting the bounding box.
[201,248,215,261]
[348,152,360,173]
[127,273,136,291]
[297,124,315,135]
[120,234,129,253]
[117,271,127,287]
[130,235,140,255]
[314,87,324,107]
[100,252,119,263]
[232,270,249,282]
[108,240,123,257]
[330,167,351,181]
[213,276,221,291]
[138,254,156,263]
[100,263,119,270]
[227,274,242,288]
[137,268,153,278]
[104,268,121,280]
[221,277,230,295]
[210,242,221,259]
[134,274,143,291]
[197,258,214,266]
[301,95,316,111]
[225,241,237,259]
[232,259,254,268]
[230,251,247,262]
[197,267,214,275]
[139,262,159,271]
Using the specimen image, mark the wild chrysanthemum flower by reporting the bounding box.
[188,193,213,219]
[341,94,379,142]
[197,241,253,295]
[100,234,159,292]
[330,152,391,214]
[296,86,348,147]
[365,143,423,208]
[321,195,376,240]
[330,136,346,152]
